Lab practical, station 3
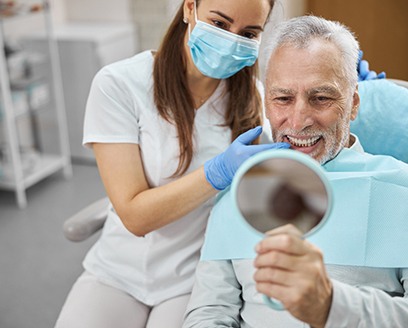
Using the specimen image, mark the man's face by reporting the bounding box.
[265,40,360,164]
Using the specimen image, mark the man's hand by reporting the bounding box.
[253,224,333,328]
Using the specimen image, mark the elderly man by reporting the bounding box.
[183,16,408,328]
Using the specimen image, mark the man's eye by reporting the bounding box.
[312,96,331,103]
[275,97,291,103]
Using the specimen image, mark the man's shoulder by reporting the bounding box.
[325,148,408,173]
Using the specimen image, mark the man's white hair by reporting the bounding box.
[263,15,360,89]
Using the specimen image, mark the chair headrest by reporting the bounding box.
[351,79,408,163]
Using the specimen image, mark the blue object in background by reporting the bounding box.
[357,50,386,81]
[352,80,408,163]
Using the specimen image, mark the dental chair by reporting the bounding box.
[63,78,408,242]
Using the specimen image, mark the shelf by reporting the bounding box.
[0,0,72,208]
[10,74,44,90]
[0,2,45,21]
[0,79,50,118]
[0,153,66,190]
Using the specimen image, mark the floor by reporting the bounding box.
[0,163,106,328]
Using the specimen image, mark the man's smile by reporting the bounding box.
[285,135,322,150]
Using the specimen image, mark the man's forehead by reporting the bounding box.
[267,41,343,73]
[267,84,341,95]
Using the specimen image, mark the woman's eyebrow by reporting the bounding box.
[209,10,264,31]
[210,10,234,23]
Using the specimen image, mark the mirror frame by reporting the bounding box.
[231,149,333,238]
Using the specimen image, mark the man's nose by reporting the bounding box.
[288,100,314,131]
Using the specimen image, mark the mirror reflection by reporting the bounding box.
[236,156,330,236]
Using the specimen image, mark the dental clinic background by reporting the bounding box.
[0,1,407,328]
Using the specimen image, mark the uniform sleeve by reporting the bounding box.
[182,260,242,328]
[326,268,408,327]
[83,66,140,148]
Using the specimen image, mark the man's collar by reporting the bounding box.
[348,133,364,154]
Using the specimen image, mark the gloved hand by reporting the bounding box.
[357,50,386,81]
[204,126,290,190]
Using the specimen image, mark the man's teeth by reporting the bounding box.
[287,136,320,147]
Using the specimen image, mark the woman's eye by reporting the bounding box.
[212,20,227,30]
[241,31,257,39]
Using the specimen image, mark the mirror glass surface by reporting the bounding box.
[236,156,330,236]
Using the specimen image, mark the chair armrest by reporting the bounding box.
[63,197,110,242]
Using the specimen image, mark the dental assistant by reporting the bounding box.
[54,1,285,327]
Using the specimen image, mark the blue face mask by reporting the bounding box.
[187,3,260,79]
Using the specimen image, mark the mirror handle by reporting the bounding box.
[263,295,285,311]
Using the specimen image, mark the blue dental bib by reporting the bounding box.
[201,148,408,268]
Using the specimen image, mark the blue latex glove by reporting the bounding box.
[204,126,290,190]
[357,50,386,81]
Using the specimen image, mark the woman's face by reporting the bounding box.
[183,0,272,41]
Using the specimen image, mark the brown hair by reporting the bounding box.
[153,0,275,176]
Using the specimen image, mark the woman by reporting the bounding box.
[55,1,284,327]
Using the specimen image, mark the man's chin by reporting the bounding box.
[290,147,332,165]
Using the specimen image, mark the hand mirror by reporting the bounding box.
[231,149,333,310]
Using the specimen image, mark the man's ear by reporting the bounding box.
[350,87,360,121]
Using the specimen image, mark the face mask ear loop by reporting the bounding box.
[194,0,198,23]
[188,0,198,38]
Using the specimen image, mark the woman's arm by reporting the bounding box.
[94,127,288,236]
[93,143,216,236]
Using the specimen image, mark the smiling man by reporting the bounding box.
[183,16,408,328]
[265,26,360,165]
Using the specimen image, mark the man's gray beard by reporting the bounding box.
[318,125,350,165]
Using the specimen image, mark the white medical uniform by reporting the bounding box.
[82,50,269,305]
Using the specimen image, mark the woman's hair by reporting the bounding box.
[263,15,360,89]
[153,0,275,177]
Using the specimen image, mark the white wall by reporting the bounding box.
[131,0,169,50]
[64,0,133,23]
[62,0,170,51]
[2,0,67,38]
[2,0,306,47]
[50,0,67,25]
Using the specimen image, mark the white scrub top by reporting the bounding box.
[82,50,268,305]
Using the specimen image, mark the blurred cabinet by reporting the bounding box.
[24,23,138,162]
[307,0,408,80]
[0,1,72,208]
